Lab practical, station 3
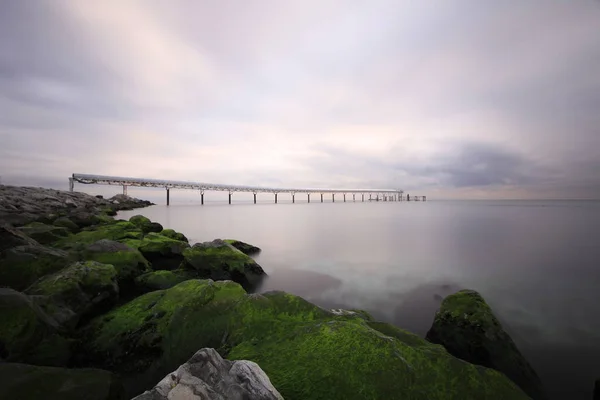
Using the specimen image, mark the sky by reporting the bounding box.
[1,0,599,199]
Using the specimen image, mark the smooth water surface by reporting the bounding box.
[119,199,600,399]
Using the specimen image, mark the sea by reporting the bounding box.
[118,198,600,399]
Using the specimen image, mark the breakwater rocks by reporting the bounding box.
[0,186,543,399]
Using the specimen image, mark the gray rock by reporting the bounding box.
[133,348,283,400]
[595,378,600,400]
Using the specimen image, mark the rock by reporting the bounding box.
[129,215,163,234]
[57,221,144,250]
[96,195,104,199]
[67,211,115,228]
[0,288,70,366]
[133,348,283,400]
[160,229,188,243]
[26,261,119,329]
[64,198,78,208]
[0,243,71,291]
[53,216,80,233]
[17,222,71,245]
[134,270,194,293]
[81,240,150,286]
[78,281,528,400]
[595,378,600,400]
[225,239,261,255]
[0,225,38,251]
[180,239,266,290]
[0,363,125,400]
[426,289,545,399]
[125,232,190,271]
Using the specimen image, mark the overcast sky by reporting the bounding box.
[1,1,599,199]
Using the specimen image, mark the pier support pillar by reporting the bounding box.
[343,194,346,202]
[123,185,128,196]
[407,194,410,201]
[292,193,295,203]
[353,194,355,202]
[424,196,427,201]
[362,194,364,202]
[275,193,278,204]
[369,194,372,201]
[166,188,170,206]
[308,194,310,203]
[69,178,74,192]
[228,192,232,205]
[321,194,323,203]
[253,193,257,204]
[332,194,335,203]
[201,192,204,205]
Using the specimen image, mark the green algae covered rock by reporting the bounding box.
[78,281,528,400]
[224,239,261,255]
[80,240,150,285]
[26,261,119,329]
[0,243,71,291]
[53,216,80,233]
[129,215,163,234]
[0,288,70,366]
[17,222,71,245]
[426,289,544,399]
[134,269,194,293]
[57,221,144,250]
[0,363,125,400]
[181,239,266,290]
[124,232,189,270]
[159,228,188,243]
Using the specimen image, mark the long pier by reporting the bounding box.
[70,173,426,205]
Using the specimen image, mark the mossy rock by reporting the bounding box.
[53,217,80,233]
[17,222,71,245]
[0,363,125,400]
[67,212,116,229]
[78,282,528,400]
[134,270,194,293]
[160,228,188,243]
[26,261,119,329]
[224,239,261,255]
[129,215,163,234]
[57,221,144,250]
[80,240,150,285]
[181,239,266,290]
[0,288,70,366]
[124,233,189,270]
[426,289,544,399]
[0,225,39,251]
[0,244,71,291]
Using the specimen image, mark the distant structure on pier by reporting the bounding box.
[70,173,426,205]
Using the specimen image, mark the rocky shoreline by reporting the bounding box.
[0,185,553,399]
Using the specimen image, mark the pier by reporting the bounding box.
[70,173,426,205]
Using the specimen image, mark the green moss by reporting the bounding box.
[17,222,71,245]
[136,233,189,255]
[0,363,124,400]
[129,215,162,234]
[224,239,261,255]
[160,229,188,243]
[0,245,71,291]
[134,270,193,292]
[53,217,80,233]
[56,222,143,250]
[80,243,150,284]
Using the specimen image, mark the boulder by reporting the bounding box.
[180,239,266,290]
[133,348,283,400]
[17,222,71,245]
[53,216,80,233]
[67,211,115,229]
[81,240,150,285]
[0,363,125,400]
[134,270,194,293]
[0,243,71,291]
[595,378,600,400]
[57,221,143,250]
[0,225,38,251]
[26,261,119,329]
[125,232,189,270]
[129,215,163,234]
[77,281,528,400]
[225,239,261,255]
[426,289,545,399]
[160,228,188,243]
[0,288,70,366]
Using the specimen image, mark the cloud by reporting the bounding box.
[0,0,599,198]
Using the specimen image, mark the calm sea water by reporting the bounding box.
[118,199,600,399]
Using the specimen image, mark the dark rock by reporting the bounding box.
[0,225,38,251]
[26,261,119,329]
[0,243,71,291]
[17,222,71,245]
[180,239,266,290]
[134,270,194,293]
[426,289,545,399]
[133,348,283,400]
[96,195,104,199]
[0,288,70,366]
[595,378,600,400]
[225,239,261,255]
[125,233,189,271]
[129,215,161,233]
[0,363,125,400]
[81,239,150,286]
[53,217,80,233]
[159,229,188,243]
